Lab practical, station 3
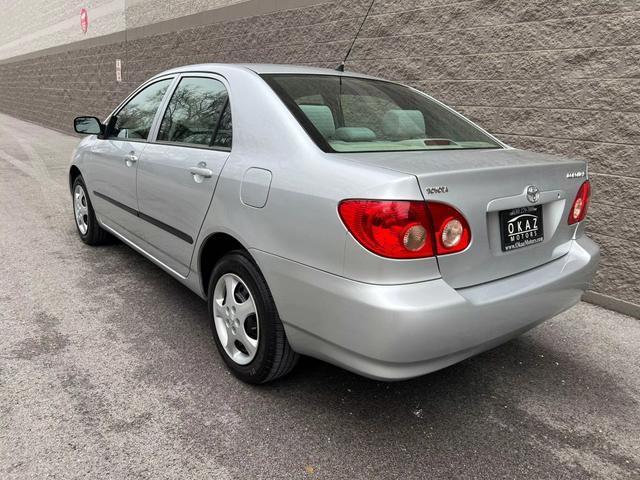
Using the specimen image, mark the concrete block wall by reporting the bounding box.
[347,0,640,315]
[0,0,637,315]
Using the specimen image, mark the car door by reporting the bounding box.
[135,74,233,276]
[88,77,174,235]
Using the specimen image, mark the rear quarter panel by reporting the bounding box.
[193,69,441,290]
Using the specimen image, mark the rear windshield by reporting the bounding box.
[262,74,502,153]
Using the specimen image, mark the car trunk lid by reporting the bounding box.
[340,148,587,288]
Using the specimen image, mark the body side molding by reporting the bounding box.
[93,190,194,244]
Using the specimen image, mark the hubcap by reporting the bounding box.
[213,273,259,365]
[74,185,89,235]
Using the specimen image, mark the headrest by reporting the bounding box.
[299,104,335,138]
[382,110,425,139]
[334,127,376,142]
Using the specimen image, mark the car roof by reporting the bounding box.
[155,63,382,80]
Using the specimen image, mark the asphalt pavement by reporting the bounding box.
[0,113,638,479]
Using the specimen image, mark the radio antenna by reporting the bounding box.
[336,0,376,72]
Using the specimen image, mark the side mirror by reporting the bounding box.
[74,116,103,135]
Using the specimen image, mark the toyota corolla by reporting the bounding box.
[70,64,599,383]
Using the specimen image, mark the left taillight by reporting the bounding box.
[338,200,434,258]
[428,202,472,255]
[568,180,591,225]
[338,199,471,259]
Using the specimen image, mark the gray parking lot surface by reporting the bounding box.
[0,112,639,479]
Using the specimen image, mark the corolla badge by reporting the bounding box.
[526,185,540,203]
[424,185,449,195]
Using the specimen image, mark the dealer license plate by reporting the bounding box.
[499,205,544,252]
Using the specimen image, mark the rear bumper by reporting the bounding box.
[252,236,599,380]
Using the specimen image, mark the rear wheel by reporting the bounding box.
[72,175,110,245]
[208,250,298,384]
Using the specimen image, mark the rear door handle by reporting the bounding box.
[189,167,213,181]
[124,152,138,167]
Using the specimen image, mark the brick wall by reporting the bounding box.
[0,0,637,315]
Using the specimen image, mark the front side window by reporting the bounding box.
[109,79,172,140]
[157,77,229,147]
[262,74,501,153]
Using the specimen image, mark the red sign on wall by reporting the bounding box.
[80,8,89,34]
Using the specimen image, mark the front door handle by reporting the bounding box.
[189,162,213,181]
[124,152,138,167]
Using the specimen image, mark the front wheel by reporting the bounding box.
[72,175,110,245]
[208,250,298,384]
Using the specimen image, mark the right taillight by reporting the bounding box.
[338,199,471,259]
[568,180,591,225]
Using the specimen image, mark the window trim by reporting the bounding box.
[148,72,233,153]
[261,73,508,154]
[209,97,231,150]
[103,75,178,143]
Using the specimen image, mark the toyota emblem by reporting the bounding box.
[526,185,540,203]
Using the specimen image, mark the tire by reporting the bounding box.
[72,175,110,245]
[208,250,299,384]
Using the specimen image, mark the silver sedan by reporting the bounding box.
[70,64,599,383]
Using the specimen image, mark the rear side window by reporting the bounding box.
[109,79,172,140]
[157,77,229,147]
